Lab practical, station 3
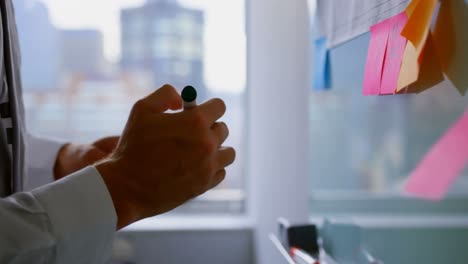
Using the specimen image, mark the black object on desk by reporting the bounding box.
[278,218,319,257]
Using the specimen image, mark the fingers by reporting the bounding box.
[211,122,229,146]
[215,147,236,170]
[140,84,183,113]
[197,98,226,125]
[93,136,120,153]
[207,169,226,190]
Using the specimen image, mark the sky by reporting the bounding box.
[38,0,246,93]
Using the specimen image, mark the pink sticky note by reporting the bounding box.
[363,20,389,96]
[380,12,408,94]
[404,110,468,200]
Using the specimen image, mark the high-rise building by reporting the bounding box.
[59,29,106,77]
[15,0,60,91]
[120,0,206,99]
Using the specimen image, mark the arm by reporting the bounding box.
[3,85,234,264]
[0,167,116,264]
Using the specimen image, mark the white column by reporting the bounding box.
[247,0,311,263]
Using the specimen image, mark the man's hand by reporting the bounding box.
[96,85,235,229]
[54,136,120,180]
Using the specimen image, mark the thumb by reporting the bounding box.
[142,84,183,113]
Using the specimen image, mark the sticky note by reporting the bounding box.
[313,37,331,91]
[397,0,438,91]
[402,33,444,94]
[405,0,421,17]
[396,42,419,93]
[433,0,468,95]
[362,20,389,96]
[401,0,438,58]
[380,12,408,95]
[404,110,468,200]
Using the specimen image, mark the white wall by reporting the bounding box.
[247,0,311,263]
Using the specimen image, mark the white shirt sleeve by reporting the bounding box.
[24,133,67,191]
[0,166,117,264]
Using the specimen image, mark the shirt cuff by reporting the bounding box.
[25,134,67,190]
[32,166,117,263]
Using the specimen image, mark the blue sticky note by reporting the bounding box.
[313,37,331,91]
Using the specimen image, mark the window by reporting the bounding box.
[17,0,246,215]
[309,11,468,217]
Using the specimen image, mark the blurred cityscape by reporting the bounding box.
[15,0,246,213]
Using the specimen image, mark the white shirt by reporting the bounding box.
[0,136,117,263]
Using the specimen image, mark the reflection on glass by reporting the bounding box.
[310,84,468,195]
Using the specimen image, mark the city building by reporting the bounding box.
[120,0,206,100]
[59,29,106,77]
[15,0,60,92]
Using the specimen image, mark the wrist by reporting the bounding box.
[54,143,72,180]
[95,160,140,229]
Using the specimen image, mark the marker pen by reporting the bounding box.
[182,85,197,110]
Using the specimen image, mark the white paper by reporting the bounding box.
[316,0,410,48]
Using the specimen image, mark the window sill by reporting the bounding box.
[310,214,468,228]
[121,215,254,232]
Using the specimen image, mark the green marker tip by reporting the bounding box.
[182,85,197,102]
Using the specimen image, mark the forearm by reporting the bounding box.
[0,167,117,263]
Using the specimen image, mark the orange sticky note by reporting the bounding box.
[433,0,468,95]
[401,0,438,58]
[405,0,421,17]
[397,0,438,91]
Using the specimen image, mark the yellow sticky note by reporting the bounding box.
[396,42,419,93]
[396,0,438,91]
[433,0,468,95]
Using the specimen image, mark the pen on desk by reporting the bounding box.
[290,247,320,264]
[182,85,197,110]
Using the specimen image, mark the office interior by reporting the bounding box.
[17,0,468,263]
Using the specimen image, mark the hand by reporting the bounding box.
[54,136,120,180]
[96,85,236,229]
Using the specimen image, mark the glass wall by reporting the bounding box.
[309,11,468,215]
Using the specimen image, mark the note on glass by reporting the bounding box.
[397,0,438,91]
[379,12,408,94]
[313,37,332,91]
[362,19,389,95]
[404,110,468,200]
[432,0,468,95]
[316,0,410,48]
[399,33,444,94]
[400,0,438,58]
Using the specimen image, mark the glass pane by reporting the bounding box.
[310,89,468,194]
[16,0,246,214]
[309,9,468,214]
